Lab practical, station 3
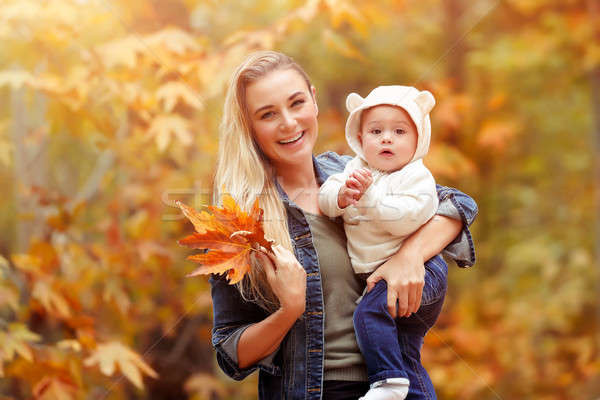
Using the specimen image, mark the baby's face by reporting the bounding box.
[359,105,418,172]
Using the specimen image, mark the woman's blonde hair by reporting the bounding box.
[213,51,313,312]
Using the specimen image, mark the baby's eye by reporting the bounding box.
[370,129,381,135]
[395,129,405,135]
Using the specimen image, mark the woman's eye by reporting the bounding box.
[260,111,274,120]
[291,99,305,107]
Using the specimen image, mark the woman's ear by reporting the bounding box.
[414,90,436,115]
[346,92,363,112]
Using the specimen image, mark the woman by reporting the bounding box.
[210,51,477,399]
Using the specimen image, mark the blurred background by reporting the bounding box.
[0,0,598,399]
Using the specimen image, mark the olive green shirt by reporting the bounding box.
[305,212,368,382]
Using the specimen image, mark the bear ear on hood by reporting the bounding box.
[346,92,364,112]
[414,90,436,115]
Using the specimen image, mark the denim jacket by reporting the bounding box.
[209,151,478,400]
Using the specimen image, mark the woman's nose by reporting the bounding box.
[279,110,297,131]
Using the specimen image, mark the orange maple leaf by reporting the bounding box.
[177,195,273,284]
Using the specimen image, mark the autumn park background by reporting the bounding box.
[0,0,599,399]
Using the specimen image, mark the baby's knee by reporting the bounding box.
[354,281,389,320]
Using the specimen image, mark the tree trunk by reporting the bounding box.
[11,86,49,252]
[11,87,29,252]
[586,0,600,342]
[444,0,466,91]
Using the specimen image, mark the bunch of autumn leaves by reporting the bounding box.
[177,195,273,284]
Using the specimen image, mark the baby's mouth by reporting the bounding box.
[379,150,394,156]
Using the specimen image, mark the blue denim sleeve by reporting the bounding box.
[209,274,281,380]
[435,184,478,267]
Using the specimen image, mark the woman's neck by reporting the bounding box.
[274,159,321,214]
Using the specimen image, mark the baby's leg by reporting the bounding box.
[396,255,448,400]
[354,280,410,399]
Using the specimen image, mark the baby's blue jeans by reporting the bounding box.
[353,255,448,400]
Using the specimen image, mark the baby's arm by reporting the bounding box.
[339,168,372,208]
[319,166,372,216]
[376,166,439,236]
[319,172,346,217]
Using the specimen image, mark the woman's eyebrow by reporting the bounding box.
[288,91,304,100]
[254,104,273,116]
[253,91,305,116]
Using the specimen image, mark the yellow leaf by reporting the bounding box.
[0,323,40,364]
[57,340,82,352]
[118,357,144,389]
[156,81,203,112]
[0,254,9,271]
[102,279,131,315]
[32,281,71,318]
[325,0,368,37]
[426,144,477,181]
[0,133,10,167]
[0,286,19,312]
[176,201,213,234]
[145,28,201,55]
[11,254,42,273]
[32,375,78,400]
[487,92,507,111]
[9,323,41,342]
[83,342,158,389]
[147,114,193,151]
[323,29,366,61]
[0,1,42,21]
[0,70,33,89]
[477,119,520,152]
[10,338,33,362]
[184,373,228,398]
[97,36,146,69]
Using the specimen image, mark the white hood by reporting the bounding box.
[345,85,436,164]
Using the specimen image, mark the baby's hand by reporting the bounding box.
[337,168,373,209]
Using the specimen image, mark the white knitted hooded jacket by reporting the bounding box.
[319,86,439,274]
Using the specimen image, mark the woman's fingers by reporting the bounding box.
[387,288,398,318]
[397,285,411,317]
[403,285,416,317]
[256,251,277,283]
[409,283,424,315]
[366,272,382,293]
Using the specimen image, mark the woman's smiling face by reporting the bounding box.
[245,68,318,170]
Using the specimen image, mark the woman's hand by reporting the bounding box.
[338,168,373,208]
[366,244,425,318]
[238,246,306,369]
[255,244,307,318]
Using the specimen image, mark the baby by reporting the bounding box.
[319,86,439,400]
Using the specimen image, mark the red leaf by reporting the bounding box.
[177,195,273,284]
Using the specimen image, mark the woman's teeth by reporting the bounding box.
[279,131,304,144]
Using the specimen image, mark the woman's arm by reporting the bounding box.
[366,186,477,318]
[237,302,302,368]
[237,245,306,369]
[366,215,461,318]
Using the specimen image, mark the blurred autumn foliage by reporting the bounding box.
[0,0,598,399]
